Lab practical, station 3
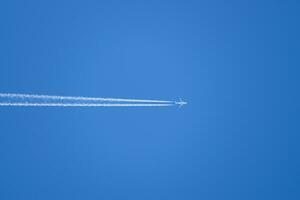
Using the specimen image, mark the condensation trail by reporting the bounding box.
[0,93,188,108]
[0,103,174,107]
[0,93,172,103]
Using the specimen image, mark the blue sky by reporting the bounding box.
[0,0,299,199]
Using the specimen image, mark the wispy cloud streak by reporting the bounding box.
[0,103,174,107]
[0,93,182,107]
[0,93,172,103]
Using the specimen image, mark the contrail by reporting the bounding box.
[0,93,172,103]
[0,103,174,107]
[0,93,187,108]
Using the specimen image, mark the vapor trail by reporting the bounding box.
[0,93,187,108]
[0,93,172,103]
[0,103,174,107]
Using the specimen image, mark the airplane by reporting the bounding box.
[175,98,187,108]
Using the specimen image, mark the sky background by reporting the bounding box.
[0,0,299,199]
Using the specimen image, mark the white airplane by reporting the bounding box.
[175,98,187,108]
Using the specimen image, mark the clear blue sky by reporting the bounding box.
[0,0,299,199]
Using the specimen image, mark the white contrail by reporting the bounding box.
[0,103,174,107]
[0,93,187,108]
[0,93,173,103]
